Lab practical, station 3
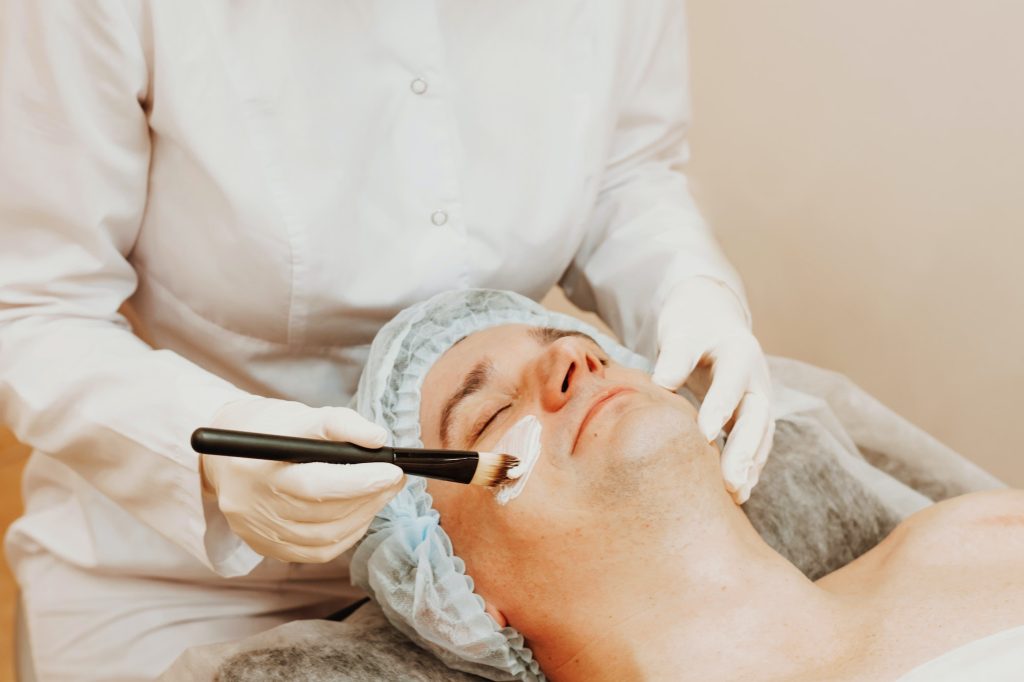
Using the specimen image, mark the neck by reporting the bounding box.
[543,488,862,682]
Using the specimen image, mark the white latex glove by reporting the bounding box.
[651,277,775,504]
[200,397,405,563]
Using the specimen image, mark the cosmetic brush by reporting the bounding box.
[190,427,520,487]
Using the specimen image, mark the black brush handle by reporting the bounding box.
[191,427,481,484]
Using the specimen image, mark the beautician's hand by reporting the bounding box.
[200,397,405,563]
[652,277,775,504]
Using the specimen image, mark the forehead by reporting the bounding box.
[423,324,535,397]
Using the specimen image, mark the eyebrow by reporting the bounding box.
[437,327,602,446]
[439,358,494,448]
[527,327,597,346]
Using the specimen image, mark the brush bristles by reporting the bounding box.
[469,452,521,487]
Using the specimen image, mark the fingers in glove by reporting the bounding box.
[651,339,703,392]
[251,535,351,564]
[733,414,775,505]
[751,415,775,476]
[268,469,406,523]
[305,502,394,561]
[212,399,388,448]
[318,407,388,448]
[719,391,771,497]
[696,339,755,442]
[283,517,379,564]
[256,480,404,547]
[269,461,405,505]
[228,480,405,562]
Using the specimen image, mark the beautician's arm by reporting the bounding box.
[0,1,260,576]
[560,0,749,359]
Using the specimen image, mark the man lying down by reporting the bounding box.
[349,289,1023,682]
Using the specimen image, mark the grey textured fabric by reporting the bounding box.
[161,601,485,682]
[859,446,969,503]
[744,419,901,580]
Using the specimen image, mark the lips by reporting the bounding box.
[571,386,635,454]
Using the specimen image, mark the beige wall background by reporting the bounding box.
[679,0,1023,485]
[551,0,1024,485]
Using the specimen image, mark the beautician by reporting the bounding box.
[0,2,774,679]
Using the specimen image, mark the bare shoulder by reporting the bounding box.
[835,490,1024,682]
[819,489,1024,585]
[889,489,1024,565]
[908,488,1024,530]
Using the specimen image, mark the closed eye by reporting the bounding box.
[473,404,511,442]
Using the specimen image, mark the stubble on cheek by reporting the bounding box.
[579,406,708,519]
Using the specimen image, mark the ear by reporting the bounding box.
[483,599,508,628]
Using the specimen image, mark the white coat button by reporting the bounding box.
[431,210,448,226]
[410,78,428,95]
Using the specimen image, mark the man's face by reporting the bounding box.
[419,324,718,640]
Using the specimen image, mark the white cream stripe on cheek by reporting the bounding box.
[493,415,543,506]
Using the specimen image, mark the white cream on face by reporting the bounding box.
[493,415,542,506]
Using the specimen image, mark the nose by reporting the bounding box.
[537,338,605,412]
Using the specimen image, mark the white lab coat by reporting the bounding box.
[0,1,744,678]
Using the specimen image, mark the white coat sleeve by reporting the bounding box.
[559,0,750,360]
[0,1,262,576]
